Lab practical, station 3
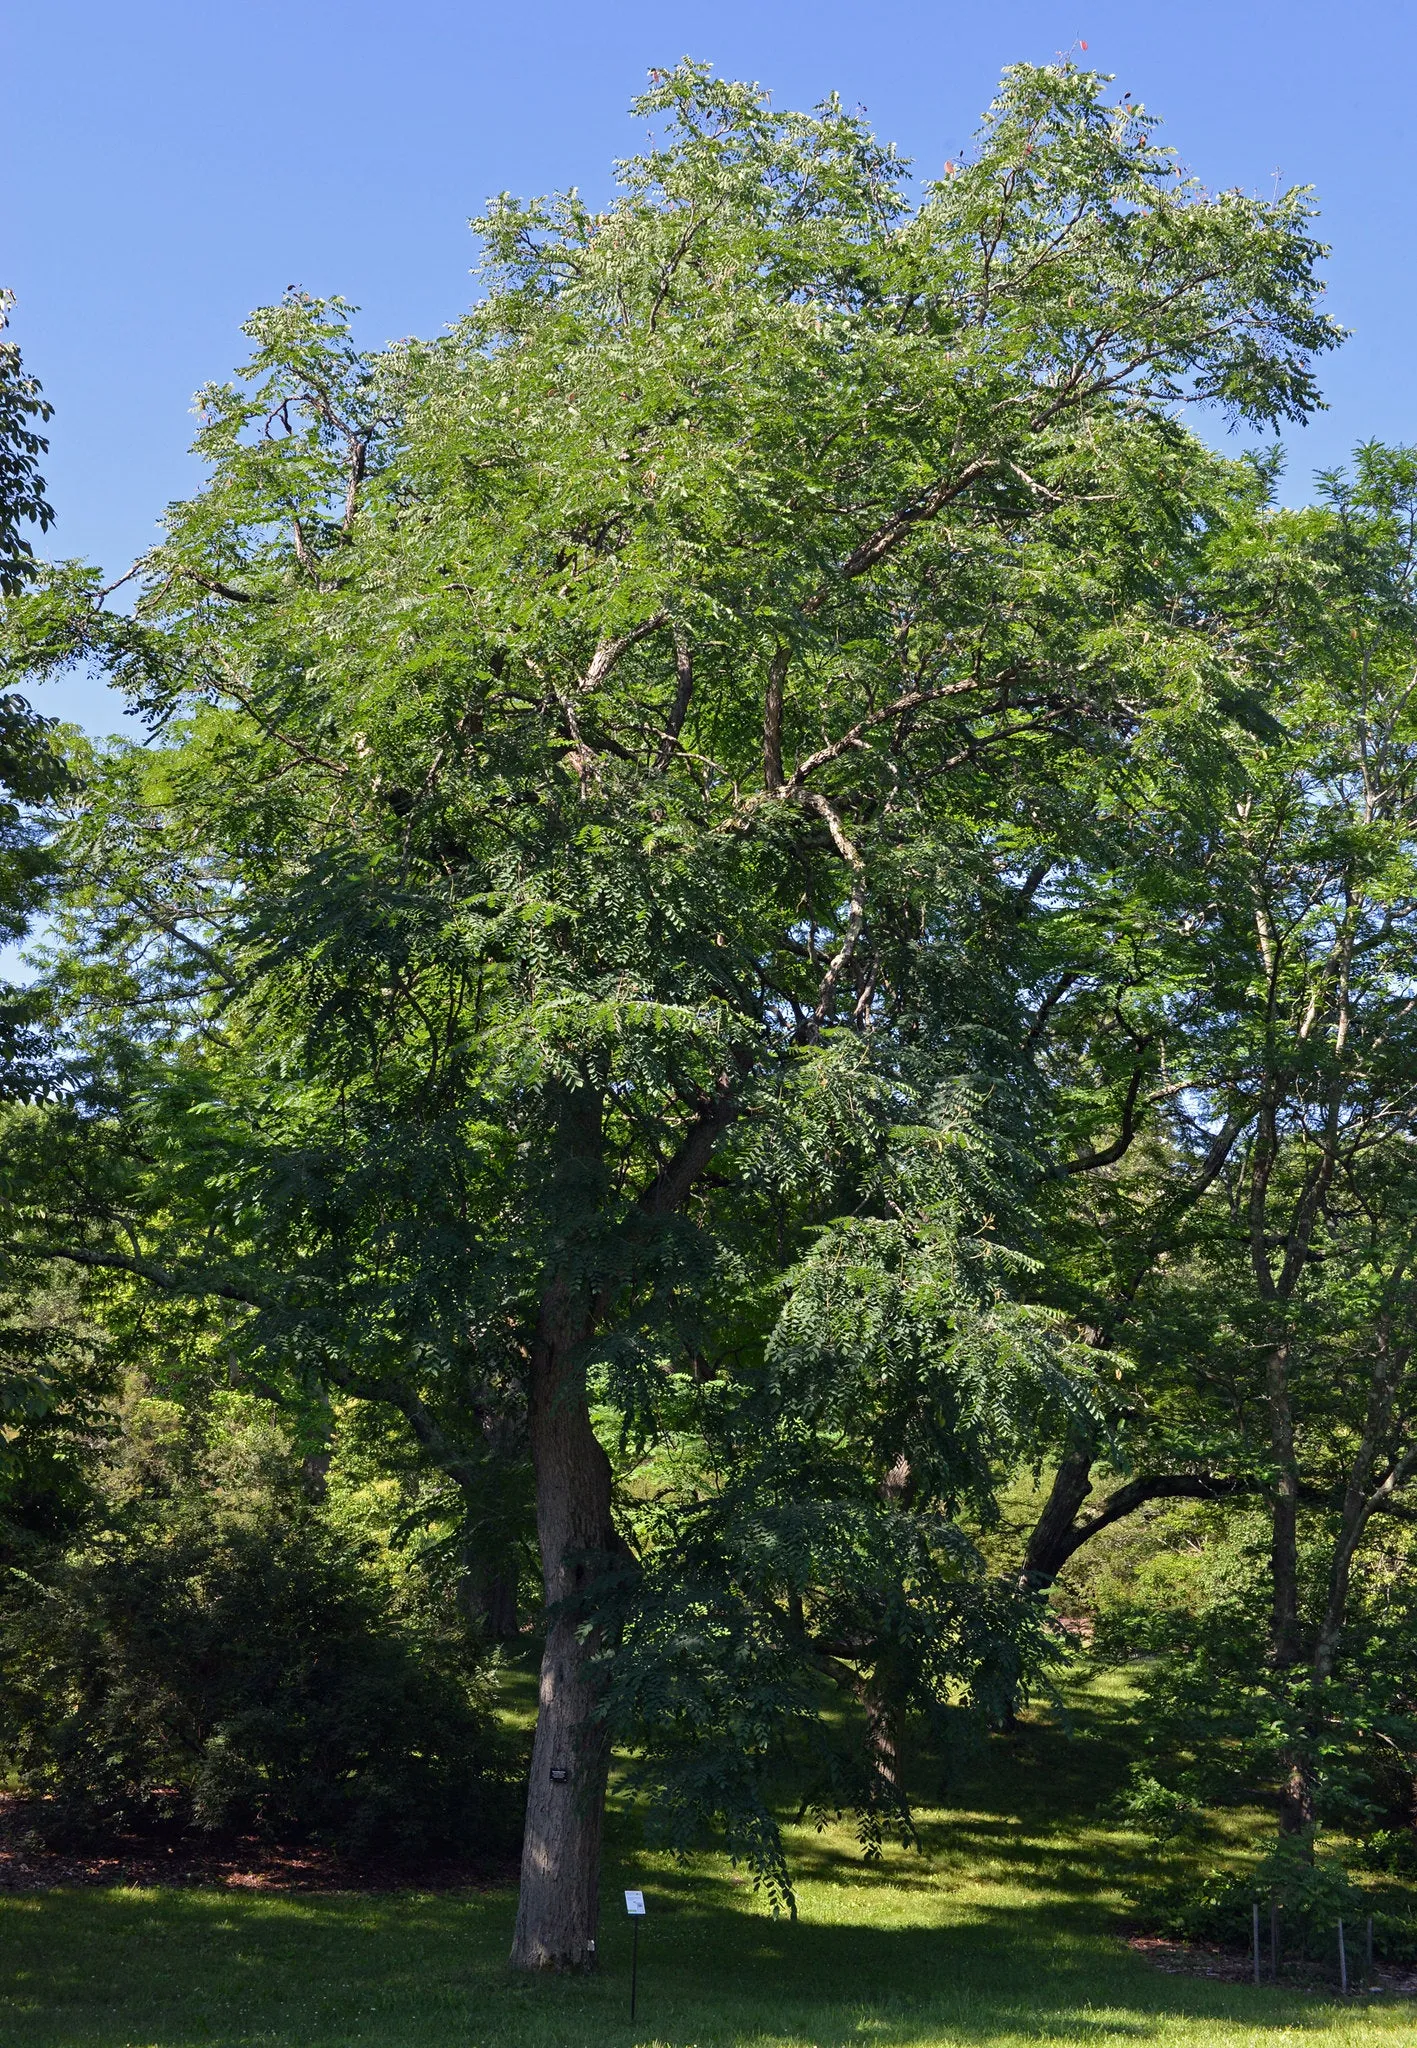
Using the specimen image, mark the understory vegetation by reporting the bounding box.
[0,1385,518,1860]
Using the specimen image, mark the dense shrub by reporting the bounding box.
[1144,1833,1417,1966]
[0,1503,520,1860]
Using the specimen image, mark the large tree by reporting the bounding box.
[0,62,1338,1965]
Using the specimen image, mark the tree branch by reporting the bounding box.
[804,458,997,609]
[764,644,789,792]
[5,1240,268,1309]
[1061,1065,1146,1174]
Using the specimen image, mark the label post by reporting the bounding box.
[624,1889,646,2020]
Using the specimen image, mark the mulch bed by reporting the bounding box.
[1128,1932,1417,1998]
[0,1793,516,1893]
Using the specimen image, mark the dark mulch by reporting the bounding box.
[0,1793,516,1893]
[1127,1932,1417,1998]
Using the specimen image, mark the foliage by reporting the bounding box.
[0,290,53,598]
[0,1390,520,1860]
[0,54,1379,1938]
[0,1271,111,1556]
[1156,1841,1363,1959]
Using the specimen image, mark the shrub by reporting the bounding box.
[1153,1833,1417,1964]
[0,1505,521,1861]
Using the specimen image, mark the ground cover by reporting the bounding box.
[2,1662,1408,2048]
[3,1668,1413,2048]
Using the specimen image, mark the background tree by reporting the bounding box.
[1013,446,1417,1849]
[0,296,102,1570]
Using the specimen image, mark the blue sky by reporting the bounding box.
[7,0,1417,731]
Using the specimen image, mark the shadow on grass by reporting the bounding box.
[0,1677,1406,2046]
[0,1881,1395,2048]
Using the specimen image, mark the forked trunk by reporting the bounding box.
[1019,1436,1095,1589]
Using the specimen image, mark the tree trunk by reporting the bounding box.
[510,1085,620,1972]
[1267,1341,1303,1672]
[479,1568,521,1641]
[1278,1758,1315,1835]
[1265,1338,1314,1837]
[509,1271,619,1968]
[863,1648,907,1805]
[1313,1323,1400,1686]
[458,1552,520,1641]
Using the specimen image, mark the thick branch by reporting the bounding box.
[799,790,867,1030]
[1060,1472,1250,1564]
[328,1366,482,1495]
[804,458,997,609]
[581,610,669,692]
[781,673,1011,796]
[639,1064,747,1216]
[655,629,695,770]
[8,1240,268,1309]
[182,569,271,606]
[1061,1065,1146,1175]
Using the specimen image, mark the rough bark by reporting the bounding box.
[1020,1437,1095,1588]
[1267,1341,1303,1674]
[510,1092,620,1973]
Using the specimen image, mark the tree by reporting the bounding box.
[1174,447,1417,1834]
[1013,446,1417,1841]
[0,61,1338,1966]
[0,298,98,1543]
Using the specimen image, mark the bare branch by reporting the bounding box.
[654,628,696,771]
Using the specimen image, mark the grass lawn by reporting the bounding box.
[2,1673,1411,2048]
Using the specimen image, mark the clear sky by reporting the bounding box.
[6,0,1416,730]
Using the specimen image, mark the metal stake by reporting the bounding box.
[1338,1917,1348,1995]
[630,1915,639,2022]
[1367,1913,1374,1982]
[1253,1903,1261,1986]
[1271,1899,1279,1981]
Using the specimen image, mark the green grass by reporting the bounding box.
[2,1670,1411,2048]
